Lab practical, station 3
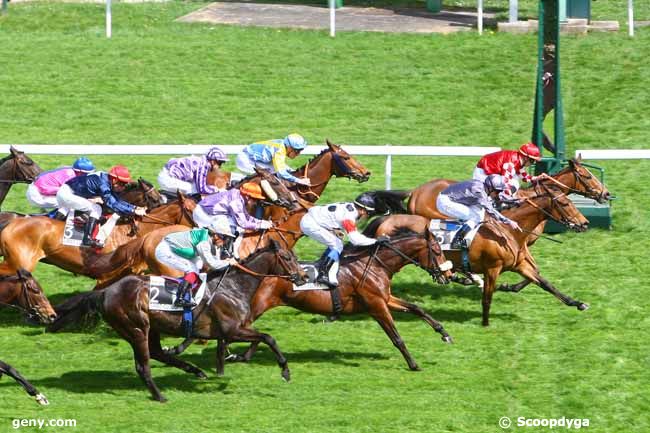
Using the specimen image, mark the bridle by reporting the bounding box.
[0,273,44,321]
[231,249,303,283]
[0,155,37,184]
[296,147,368,201]
[522,182,585,229]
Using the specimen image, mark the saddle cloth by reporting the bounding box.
[148,273,207,312]
[292,262,329,291]
[428,209,485,251]
[61,211,120,247]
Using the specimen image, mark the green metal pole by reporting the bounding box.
[2,0,8,16]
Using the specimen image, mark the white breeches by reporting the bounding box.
[192,206,236,237]
[154,241,203,275]
[235,152,274,175]
[56,184,102,219]
[26,184,59,209]
[436,194,482,228]
[300,214,344,254]
[158,168,198,195]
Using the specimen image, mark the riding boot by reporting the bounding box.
[450,223,472,250]
[174,280,196,308]
[316,257,336,288]
[82,217,104,249]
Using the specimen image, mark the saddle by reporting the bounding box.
[148,274,207,312]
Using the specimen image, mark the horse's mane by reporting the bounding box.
[122,178,154,192]
[342,227,420,260]
[291,147,331,175]
[83,236,146,278]
[362,215,390,237]
[358,190,410,216]
[0,154,14,165]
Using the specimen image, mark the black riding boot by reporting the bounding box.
[450,224,472,250]
[316,258,336,288]
[174,280,196,308]
[82,217,104,248]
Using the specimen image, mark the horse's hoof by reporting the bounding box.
[162,347,178,356]
[409,365,422,372]
[442,335,453,344]
[578,303,589,311]
[156,395,168,403]
[196,371,208,380]
[35,394,49,405]
[282,370,291,382]
[225,353,244,363]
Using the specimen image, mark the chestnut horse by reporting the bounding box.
[0,269,55,405]
[231,229,454,371]
[49,241,307,402]
[0,147,43,209]
[368,184,589,326]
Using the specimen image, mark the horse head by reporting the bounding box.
[531,184,589,232]
[269,240,308,285]
[5,147,43,182]
[253,167,300,211]
[11,269,56,324]
[326,139,371,183]
[137,177,165,211]
[566,155,611,203]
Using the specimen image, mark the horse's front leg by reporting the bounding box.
[517,261,589,310]
[0,361,48,405]
[387,295,452,343]
[498,278,532,292]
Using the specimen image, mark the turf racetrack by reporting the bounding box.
[0,3,648,433]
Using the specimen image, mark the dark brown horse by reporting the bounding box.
[0,147,43,210]
[0,269,54,403]
[368,185,590,326]
[49,241,307,402]
[231,229,454,371]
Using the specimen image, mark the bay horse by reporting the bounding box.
[0,269,56,404]
[49,241,307,402]
[367,184,590,326]
[0,147,43,210]
[231,229,454,371]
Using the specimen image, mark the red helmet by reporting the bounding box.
[108,165,132,183]
[518,142,542,161]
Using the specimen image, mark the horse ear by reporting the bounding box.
[326,139,334,150]
[576,153,583,163]
[9,146,18,156]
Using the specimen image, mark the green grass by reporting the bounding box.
[0,4,649,433]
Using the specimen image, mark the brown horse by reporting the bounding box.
[0,147,43,210]
[407,156,609,220]
[368,185,590,326]
[0,268,54,406]
[231,229,454,371]
[49,241,307,402]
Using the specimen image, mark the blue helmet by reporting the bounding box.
[284,133,307,150]
[73,157,95,173]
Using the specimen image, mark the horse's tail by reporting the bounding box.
[359,190,411,216]
[47,290,105,333]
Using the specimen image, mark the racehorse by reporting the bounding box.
[0,147,43,209]
[161,140,372,355]
[0,269,55,404]
[367,184,590,326]
[406,156,609,219]
[49,241,307,402]
[230,229,454,371]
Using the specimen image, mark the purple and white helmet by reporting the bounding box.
[205,146,229,162]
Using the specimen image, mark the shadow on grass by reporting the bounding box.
[10,369,228,396]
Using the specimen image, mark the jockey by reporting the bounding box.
[26,157,95,219]
[235,133,311,186]
[158,146,229,197]
[436,174,521,249]
[473,143,545,198]
[299,193,389,288]
[193,182,272,243]
[154,228,237,308]
[56,165,147,248]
